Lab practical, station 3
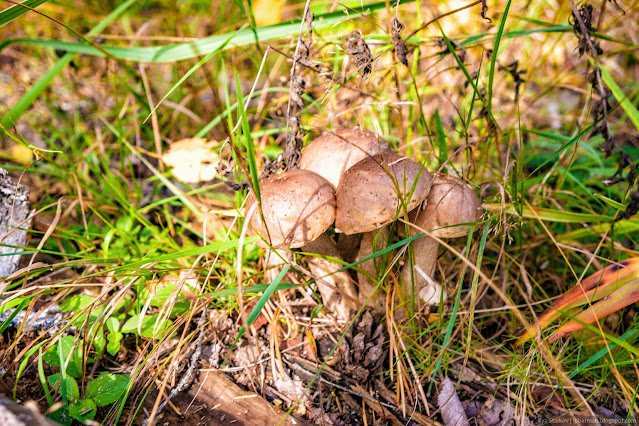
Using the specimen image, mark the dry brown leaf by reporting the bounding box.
[438,377,470,426]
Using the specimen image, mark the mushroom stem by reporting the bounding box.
[264,248,294,284]
[302,233,359,321]
[401,235,441,301]
[400,174,481,306]
[356,227,390,313]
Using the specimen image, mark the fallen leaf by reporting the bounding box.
[162,138,220,183]
[252,0,286,27]
[438,377,470,426]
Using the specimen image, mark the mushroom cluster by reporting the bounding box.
[244,127,482,320]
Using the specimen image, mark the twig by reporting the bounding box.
[283,0,313,170]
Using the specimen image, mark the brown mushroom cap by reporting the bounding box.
[335,153,433,234]
[299,128,393,188]
[245,169,336,249]
[411,174,482,238]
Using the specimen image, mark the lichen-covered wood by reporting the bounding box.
[0,396,60,426]
[0,168,32,278]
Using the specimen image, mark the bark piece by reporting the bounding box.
[192,369,308,426]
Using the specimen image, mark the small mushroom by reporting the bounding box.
[335,153,433,310]
[245,169,335,249]
[244,169,356,320]
[401,174,482,305]
[335,153,432,234]
[299,127,393,189]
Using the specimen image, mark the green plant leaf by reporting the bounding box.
[121,313,174,339]
[236,70,261,203]
[69,399,97,423]
[105,317,120,334]
[94,333,106,354]
[487,0,512,116]
[47,374,80,403]
[0,296,31,315]
[144,30,238,123]
[106,334,122,356]
[43,336,84,378]
[37,348,54,407]
[86,373,129,407]
[594,193,626,211]
[569,329,637,379]
[0,298,30,334]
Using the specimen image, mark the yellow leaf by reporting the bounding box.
[252,0,285,27]
[10,144,34,165]
[162,138,220,184]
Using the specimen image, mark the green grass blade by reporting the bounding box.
[1,54,73,132]
[37,348,54,407]
[434,109,447,167]
[431,225,486,380]
[487,0,512,116]
[236,264,291,341]
[594,194,626,211]
[524,124,593,179]
[568,329,637,379]
[0,0,48,27]
[235,70,261,203]
[598,63,639,132]
[489,203,613,223]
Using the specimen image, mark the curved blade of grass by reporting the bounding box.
[0,298,30,334]
[0,0,48,27]
[434,109,447,167]
[0,0,397,63]
[598,62,639,132]
[523,124,595,179]
[522,128,604,168]
[594,194,626,211]
[486,0,512,117]
[116,236,260,271]
[568,328,637,379]
[0,0,136,134]
[206,281,298,299]
[337,233,424,272]
[235,264,290,341]
[436,25,498,130]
